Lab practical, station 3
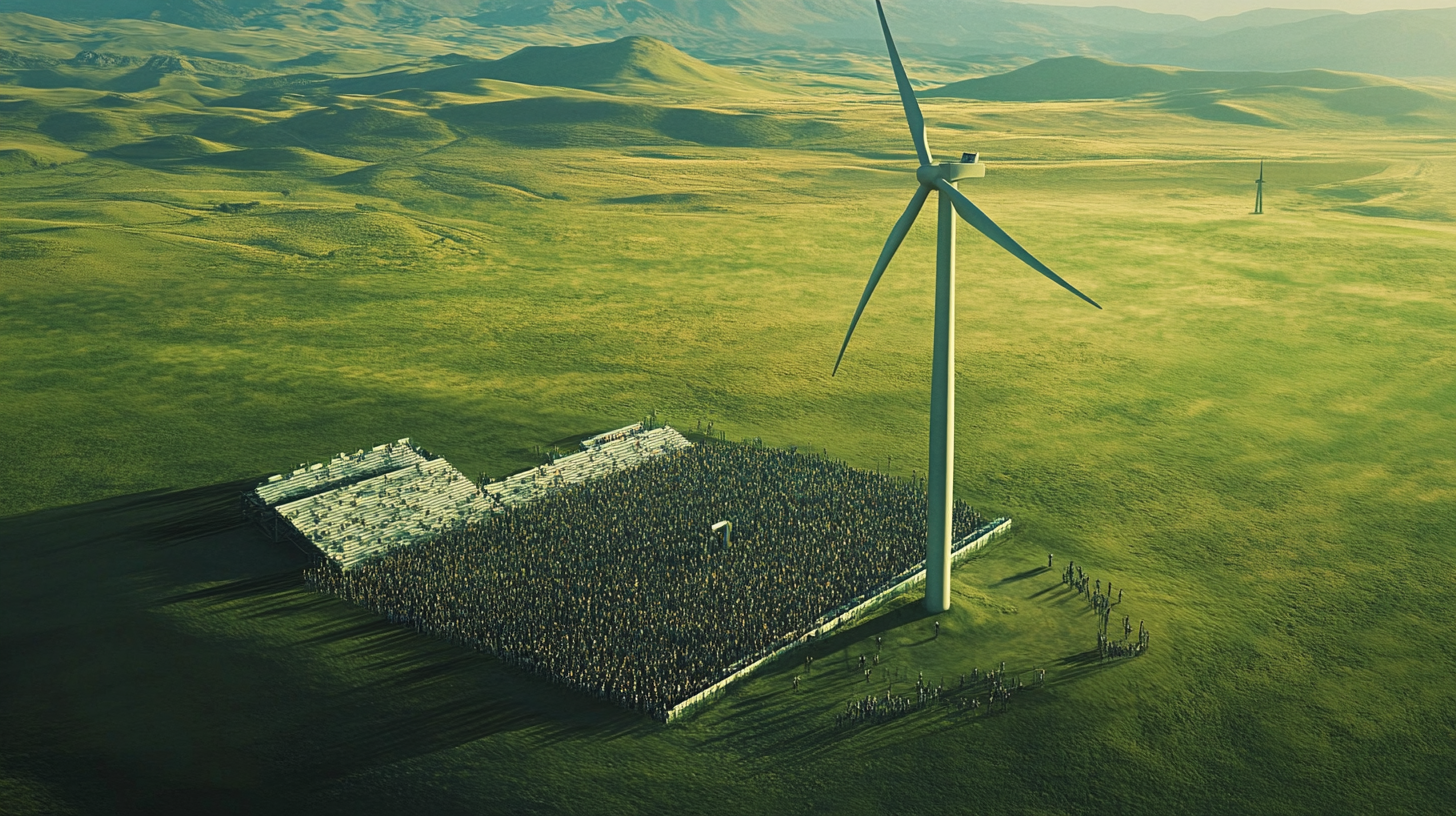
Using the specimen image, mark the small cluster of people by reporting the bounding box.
[307,443,984,720]
[1063,557,1148,661]
[964,661,1042,713]
[1100,618,1151,659]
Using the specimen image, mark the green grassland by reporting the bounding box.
[2,26,1456,816]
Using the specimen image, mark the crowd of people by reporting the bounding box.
[307,443,984,720]
[833,554,1153,729]
[836,661,1046,727]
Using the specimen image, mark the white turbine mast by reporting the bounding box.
[833,0,1102,613]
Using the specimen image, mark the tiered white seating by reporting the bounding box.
[255,425,690,567]
[253,438,426,507]
[581,423,643,448]
[484,425,692,509]
[276,457,496,569]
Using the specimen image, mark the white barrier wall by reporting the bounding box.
[664,517,1013,722]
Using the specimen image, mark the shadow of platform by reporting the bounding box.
[0,480,649,814]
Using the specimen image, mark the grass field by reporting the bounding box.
[2,25,1456,815]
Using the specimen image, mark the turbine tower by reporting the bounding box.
[832,1,1102,613]
[1254,160,1265,214]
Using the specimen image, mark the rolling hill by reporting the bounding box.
[925,56,1456,127]
[317,36,773,99]
[460,35,764,94]
[432,94,843,148]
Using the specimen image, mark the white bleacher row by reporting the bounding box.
[484,426,692,509]
[253,438,426,508]
[277,457,497,569]
[582,423,643,449]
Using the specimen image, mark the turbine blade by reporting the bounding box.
[934,179,1102,310]
[875,0,932,167]
[833,184,933,375]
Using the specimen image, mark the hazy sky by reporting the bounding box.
[1020,0,1456,18]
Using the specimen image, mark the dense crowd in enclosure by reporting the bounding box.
[308,443,983,720]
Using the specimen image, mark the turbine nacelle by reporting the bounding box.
[916,159,986,186]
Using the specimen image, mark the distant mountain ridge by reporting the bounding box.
[926,56,1456,129]
[0,1,1453,77]
[0,32,764,101]
[1170,7,1346,36]
[1131,8,1456,77]
[202,35,768,107]
[925,56,1394,100]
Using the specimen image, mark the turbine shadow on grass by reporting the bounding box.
[801,595,940,658]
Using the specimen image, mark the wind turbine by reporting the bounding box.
[832,1,1102,613]
[1254,160,1265,214]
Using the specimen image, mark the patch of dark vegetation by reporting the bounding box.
[0,46,59,70]
[603,192,717,209]
[38,110,136,148]
[68,50,144,69]
[0,236,54,260]
[215,201,261,214]
[1340,204,1454,222]
[223,104,457,161]
[0,148,53,174]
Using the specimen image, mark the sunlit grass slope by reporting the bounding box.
[465,35,775,96]
[2,29,1455,816]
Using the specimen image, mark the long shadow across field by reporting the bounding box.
[0,480,647,814]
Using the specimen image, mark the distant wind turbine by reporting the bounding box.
[832,1,1102,613]
[1254,160,1265,214]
